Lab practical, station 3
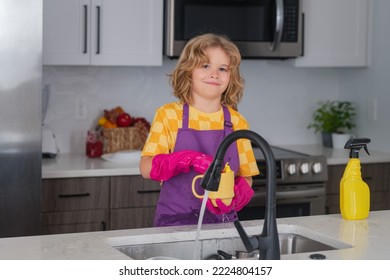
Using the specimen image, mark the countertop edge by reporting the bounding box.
[42,146,390,179]
[1,210,390,260]
[42,154,141,179]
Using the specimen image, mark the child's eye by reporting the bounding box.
[219,67,228,72]
[201,64,210,69]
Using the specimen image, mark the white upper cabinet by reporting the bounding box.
[43,0,163,66]
[294,0,369,67]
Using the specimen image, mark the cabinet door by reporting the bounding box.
[43,0,90,65]
[42,177,110,211]
[42,210,109,234]
[361,164,388,211]
[294,0,369,67]
[384,163,390,209]
[110,175,160,208]
[42,177,110,234]
[43,0,163,66]
[110,175,160,230]
[110,208,156,230]
[90,0,163,66]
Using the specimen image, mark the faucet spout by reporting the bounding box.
[200,129,280,260]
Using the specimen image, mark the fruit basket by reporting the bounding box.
[95,106,150,154]
[102,126,146,153]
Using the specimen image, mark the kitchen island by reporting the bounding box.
[40,147,390,234]
[1,210,390,260]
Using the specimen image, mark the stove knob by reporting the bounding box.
[312,162,322,174]
[300,162,309,174]
[286,163,296,175]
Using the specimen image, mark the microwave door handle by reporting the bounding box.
[270,0,284,52]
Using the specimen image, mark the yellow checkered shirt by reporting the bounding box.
[141,102,260,177]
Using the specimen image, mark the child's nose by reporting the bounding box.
[210,69,218,79]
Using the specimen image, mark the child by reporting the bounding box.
[139,33,259,227]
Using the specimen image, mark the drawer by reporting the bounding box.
[326,165,344,195]
[42,209,109,234]
[361,163,387,192]
[110,207,156,230]
[110,176,160,208]
[42,177,110,212]
[327,163,387,194]
[325,194,340,214]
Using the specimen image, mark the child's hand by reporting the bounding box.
[232,177,254,211]
[206,176,254,214]
[206,198,231,215]
[191,153,213,174]
[150,150,213,181]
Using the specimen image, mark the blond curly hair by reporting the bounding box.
[169,33,244,110]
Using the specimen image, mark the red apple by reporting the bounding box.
[117,113,133,127]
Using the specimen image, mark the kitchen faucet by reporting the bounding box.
[200,130,280,260]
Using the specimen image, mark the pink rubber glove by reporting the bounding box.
[150,150,213,181]
[206,176,254,215]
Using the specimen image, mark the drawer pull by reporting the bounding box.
[137,190,160,194]
[58,192,90,198]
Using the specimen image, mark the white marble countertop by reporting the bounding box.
[1,210,389,260]
[42,145,390,179]
[42,154,140,179]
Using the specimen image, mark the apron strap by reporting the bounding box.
[182,103,189,129]
[222,106,234,136]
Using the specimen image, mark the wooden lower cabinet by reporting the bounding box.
[42,175,160,234]
[109,176,160,230]
[42,210,109,234]
[42,163,390,234]
[41,177,110,234]
[110,208,156,229]
[326,163,390,214]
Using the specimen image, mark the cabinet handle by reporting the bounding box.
[58,192,90,198]
[137,190,160,194]
[83,5,88,54]
[96,6,101,54]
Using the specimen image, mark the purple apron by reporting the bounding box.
[154,103,240,227]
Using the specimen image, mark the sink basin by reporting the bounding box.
[110,224,351,260]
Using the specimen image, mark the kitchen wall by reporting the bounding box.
[339,0,390,153]
[42,62,340,154]
[43,0,389,155]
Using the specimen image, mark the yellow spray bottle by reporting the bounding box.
[340,138,371,220]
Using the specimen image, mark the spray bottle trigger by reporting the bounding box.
[364,145,370,155]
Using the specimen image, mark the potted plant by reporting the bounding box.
[308,101,356,148]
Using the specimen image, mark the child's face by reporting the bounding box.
[191,47,231,104]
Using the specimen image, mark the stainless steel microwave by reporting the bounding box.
[164,0,303,59]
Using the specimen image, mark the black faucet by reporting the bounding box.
[200,130,280,260]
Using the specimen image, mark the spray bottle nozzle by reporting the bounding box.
[344,138,371,158]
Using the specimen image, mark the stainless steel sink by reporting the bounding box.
[110,224,351,260]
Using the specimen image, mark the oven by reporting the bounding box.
[237,146,328,221]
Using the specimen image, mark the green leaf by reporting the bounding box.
[308,101,356,133]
